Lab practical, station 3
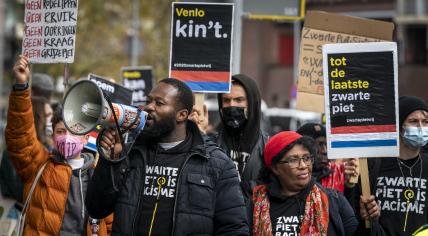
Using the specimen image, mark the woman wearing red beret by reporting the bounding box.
[244,131,381,236]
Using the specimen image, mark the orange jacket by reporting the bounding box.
[5,88,112,235]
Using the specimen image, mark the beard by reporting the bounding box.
[141,112,176,141]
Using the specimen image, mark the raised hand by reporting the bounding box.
[13,55,30,84]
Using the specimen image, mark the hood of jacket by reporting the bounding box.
[217,74,262,153]
[51,151,95,173]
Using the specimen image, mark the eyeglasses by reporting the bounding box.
[276,154,314,169]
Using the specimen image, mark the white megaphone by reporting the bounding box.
[62,80,147,135]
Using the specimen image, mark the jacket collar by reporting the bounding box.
[134,120,211,160]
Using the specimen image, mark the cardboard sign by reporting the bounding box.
[169,2,234,93]
[296,11,394,112]
[88,74,133,105]
[22,0,78,63]
[323,42,399,159]
[121,66,154,106]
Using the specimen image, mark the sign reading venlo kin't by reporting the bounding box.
[169,2,234,93]
[121,66,153,106]
[23,0,79,63]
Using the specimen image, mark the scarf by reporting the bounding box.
[252,184,329,236]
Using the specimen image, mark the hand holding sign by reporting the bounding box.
[344,158,359,187]
[13,55,30,84]
[360,195,381,220]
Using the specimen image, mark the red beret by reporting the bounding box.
[264,131,302,168]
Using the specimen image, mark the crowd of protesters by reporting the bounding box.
[1,54,428,236]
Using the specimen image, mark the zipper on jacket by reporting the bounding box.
[170,152,197,236]
[130,147,149,236]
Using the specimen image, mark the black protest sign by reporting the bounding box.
[23,0,78,63]
[88,74,133,105]
[121,67,153,106]
[328,52,395,130]
[169,2,234,93]
[323,42,399,159]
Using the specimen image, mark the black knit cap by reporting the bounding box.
[399,96,428,128]
[296,123,326,139]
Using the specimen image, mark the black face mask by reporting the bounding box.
[221,106,247,131]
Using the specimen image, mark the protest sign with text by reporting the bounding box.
[296,11,394,112]
[323,42,399,159]
[169,2,234,93]
[121,66,153,106]
[88,74,133,105]
[23,0,78,63]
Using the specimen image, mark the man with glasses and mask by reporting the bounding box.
[215,74,268,182]
[355,96,428,235]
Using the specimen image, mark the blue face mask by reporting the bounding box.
[402,127,428,148]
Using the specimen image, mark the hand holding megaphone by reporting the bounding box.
[63,80,147,135]
[98,128,123,160]
[99,113,143,160]
[63,80,147,161]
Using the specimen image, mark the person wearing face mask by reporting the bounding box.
[215,74,269,182]
[351,95,428,236]
[5,55,112,236]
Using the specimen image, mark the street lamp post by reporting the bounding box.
[0,0,5,148]
[131,0,140,67]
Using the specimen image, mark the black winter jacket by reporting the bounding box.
[85,122,249,236]
[215,131,268,182]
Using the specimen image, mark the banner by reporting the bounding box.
[88,74,133,105]
[22,0,78,63]
[323,42,399,159]
[296,11,394,112]
[169,2,234,93]
[121,66,153,106]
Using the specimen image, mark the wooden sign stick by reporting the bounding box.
[360,157,371,228]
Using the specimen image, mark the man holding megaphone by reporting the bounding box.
[85,78,249,236]
[5,55,112,235]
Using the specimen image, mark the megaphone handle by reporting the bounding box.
[105,97,127,152]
